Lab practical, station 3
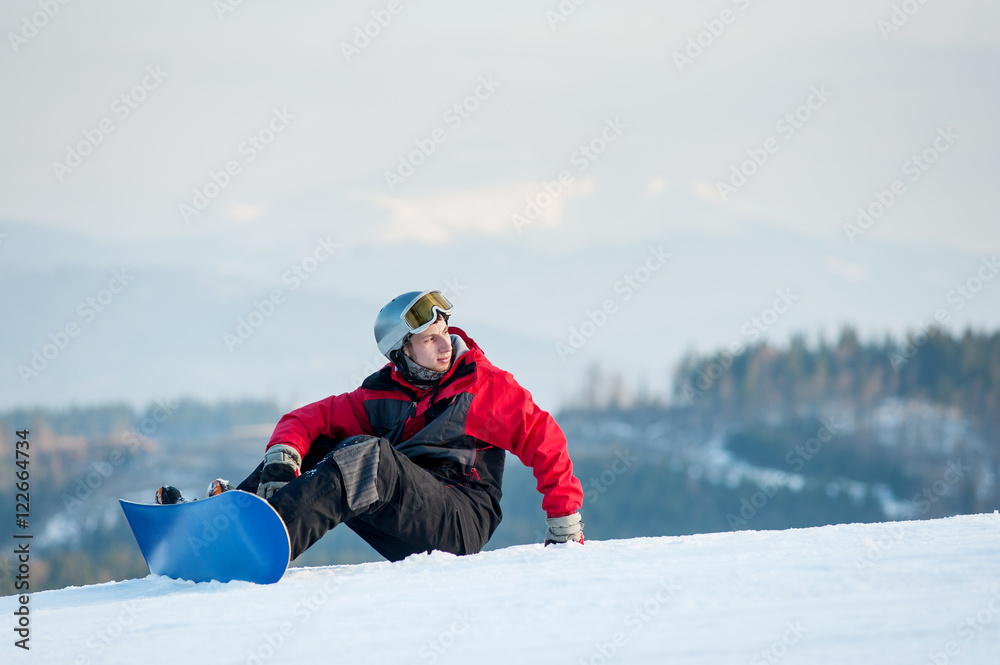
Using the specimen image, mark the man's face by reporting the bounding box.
[403,318,452,372]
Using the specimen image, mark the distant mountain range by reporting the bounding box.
[2,219,998,410]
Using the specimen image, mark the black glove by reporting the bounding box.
[256,444,301,499]
[544,512,584,545]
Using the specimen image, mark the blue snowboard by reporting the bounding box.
[120,490,290,584]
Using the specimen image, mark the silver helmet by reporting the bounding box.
[374,290,454,357]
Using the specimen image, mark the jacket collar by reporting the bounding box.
[389,326,480,392]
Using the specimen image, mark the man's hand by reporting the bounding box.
[257,444,302,499]
[544,512,583,545]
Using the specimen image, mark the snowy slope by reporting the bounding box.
[5,514,1000,665]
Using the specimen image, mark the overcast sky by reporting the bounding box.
[2,0,999,410]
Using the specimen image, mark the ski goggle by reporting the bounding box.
[402,290,454,334]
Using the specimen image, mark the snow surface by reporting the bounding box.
[5,514,1000,665]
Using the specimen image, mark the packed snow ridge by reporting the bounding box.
[5,514,1000,665]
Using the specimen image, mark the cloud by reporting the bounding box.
[689,179,721,203]
[824,255,870,283]
[225,203,264,223]
[369,178,597,243]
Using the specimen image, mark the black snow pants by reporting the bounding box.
[237,435,500,562]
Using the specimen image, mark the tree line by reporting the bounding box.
[672,326,1000,432]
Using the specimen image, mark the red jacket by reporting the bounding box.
[267,327,583,518]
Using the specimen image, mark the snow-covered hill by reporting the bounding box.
[5,514,1000,664]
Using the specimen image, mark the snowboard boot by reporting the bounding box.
[206,478,235,498]
[155,485,186,505]
[156,479,234,504]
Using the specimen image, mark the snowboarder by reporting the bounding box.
[158,289,584,562]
